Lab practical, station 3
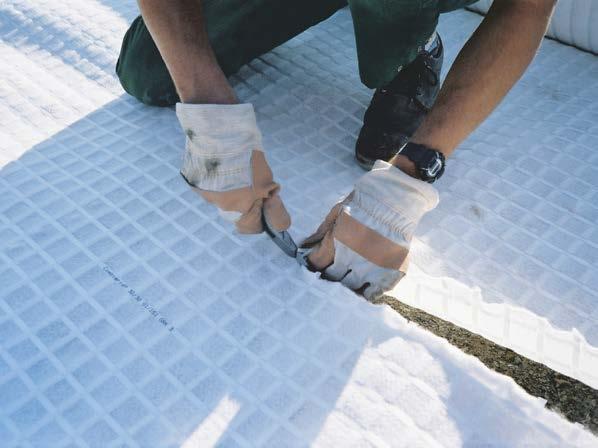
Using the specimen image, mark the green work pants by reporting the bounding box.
[116,0,475,107]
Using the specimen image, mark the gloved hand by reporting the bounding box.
[176,103,290,234]
[301,160,438,299]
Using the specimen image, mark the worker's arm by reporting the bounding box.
[137,0,237,104]
[304,0,558,297]
[138,0,290,235]
[393,0,557,174]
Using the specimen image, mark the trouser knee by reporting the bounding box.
[116,1,347,107]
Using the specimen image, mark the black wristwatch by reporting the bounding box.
[397,142,446,183]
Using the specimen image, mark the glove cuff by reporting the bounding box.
[176,103,262,191]
[351,160,439,240]
[176,103,263,145]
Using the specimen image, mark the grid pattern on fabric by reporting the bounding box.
[1,1,598,446]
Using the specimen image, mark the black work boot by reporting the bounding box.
[355,33,443,170]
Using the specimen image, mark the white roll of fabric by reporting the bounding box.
[468,0,598,54]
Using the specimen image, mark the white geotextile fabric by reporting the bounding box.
[396,12,598,388]
[469,0,598,54]
[1,1,597,446]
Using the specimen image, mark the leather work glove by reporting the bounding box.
[301,160,438,299]
[176,103,290,234]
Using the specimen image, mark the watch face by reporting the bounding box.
[425,156,443,177]
[420,151,444,183]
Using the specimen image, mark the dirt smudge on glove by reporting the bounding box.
[205,158,220,175]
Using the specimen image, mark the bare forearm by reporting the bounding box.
[137,0,237,104]
[409,0,556,157]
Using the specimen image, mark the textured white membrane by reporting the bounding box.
[469,0,598,54]
[1,1,597,446]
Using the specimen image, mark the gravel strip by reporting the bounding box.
[372,295,598,434]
